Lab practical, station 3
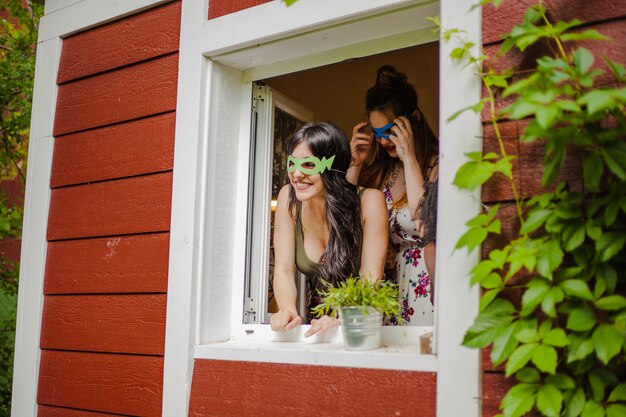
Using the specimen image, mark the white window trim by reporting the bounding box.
[167,2,482,417]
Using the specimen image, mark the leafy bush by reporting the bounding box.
[441,0,626,416]
[312,276,404,321]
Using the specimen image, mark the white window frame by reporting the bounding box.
[166,0,482,416]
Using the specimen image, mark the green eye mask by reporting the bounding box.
[287,155,336,175]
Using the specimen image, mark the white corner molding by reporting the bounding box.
[161,0,209,416]
[435,1,482,416]
[10,37,60,417]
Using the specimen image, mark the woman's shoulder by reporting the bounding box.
[358,187,386,210]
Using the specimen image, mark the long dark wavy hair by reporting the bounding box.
[287,122,363,291]
[360,65,439,190]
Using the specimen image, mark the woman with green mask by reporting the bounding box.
[270,122,388,337]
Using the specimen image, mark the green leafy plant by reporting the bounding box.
[312,276,404,321]
[438,0,626,416]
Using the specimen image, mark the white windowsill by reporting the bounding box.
[194,325,438,372]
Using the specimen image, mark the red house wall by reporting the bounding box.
[36,2,181,416]
[480,1,626,415]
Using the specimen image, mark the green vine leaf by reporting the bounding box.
[491,320,521,365]
[542,287,565,317]
[564,387,586,417]
[537,240,564,280]
[520,209,552,235]
[506,343,539,376]
[543,328,569,347]
[561,30,609,43]
[592,324,623,365]
[581,400,605,417]
[567,333,595,363]
[501,383,539,417]
[454,158,496,190]
[537,383,564,417]
[481,288,503,310]
[583,151,604,191]
[595,232,626,262]
[588,371,606,403]
[607,405,626,417]
[601,142,626,180]
[560,279,594,301]
[546,373,575,390]
[521,279,550,316]
[595,295,626,311]
[517,367,541,383]
[603,56,626,82]
[566,304,597,332]
[607,384,626,402]
[532,344,558,374]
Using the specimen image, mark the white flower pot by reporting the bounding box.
[339,306,382,351]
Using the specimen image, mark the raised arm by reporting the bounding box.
[358,188,388,283]
[270,185,302,332]
[346,121,373,185]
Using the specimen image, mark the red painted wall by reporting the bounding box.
[480,1,626,415]
[36,2,181,416]
[208,0,272,19]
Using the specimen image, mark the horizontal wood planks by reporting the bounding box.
[47,172,172,240]
[38,350,164,416]
[39,1,181,415]
[39,405,123,417]
[57,1,181,84]
[53,53,178,136]
[40,294,166,355]
[189,360,437,417]
[208,0,271,19]
[51,112,175,187]
[45,233,169,294]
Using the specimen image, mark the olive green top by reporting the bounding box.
[295,187,365,277]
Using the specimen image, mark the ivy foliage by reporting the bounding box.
[0,1,42,415]
[443,0,626,416]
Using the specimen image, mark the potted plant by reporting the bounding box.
[312,276,404,350]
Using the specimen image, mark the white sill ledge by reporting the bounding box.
[194,325,438,372]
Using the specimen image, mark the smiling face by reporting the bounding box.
[288,142,325,202]
[369,110,399,158]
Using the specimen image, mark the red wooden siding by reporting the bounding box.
[53,53,178,136]
[480,1,626,415]
[44,233,169,294]
[40,294,166,355]
[57,1,181,84]
[39,405,122,417]
[47,172,173,240]
[38,350,164,416]
[208,0,272,19]
[51,112,175,187]
[189,360,437,417]
[39,2,181,415]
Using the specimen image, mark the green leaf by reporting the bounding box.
[516,367,541,383]
[489,248,510,268]
[574,48,595,74]
[454,160,496,190]
[481,288,502,310]
[532,344,558,374]
[583,151,604,191]
[501,383,539,417]
[543,328,570,347]
[470,260,497,286]
[546,373,575,390]
[607,384,626,402]
[516,328,541,344]
[605,202,619,227]
[561,30,609,42]
[579,89,615,115]
[596,232,626,262]
[595,295,626,311]
[564,387,586,417]
[568,333,595,362]
[537,383,564,417]
[582,400,605,417]
[567,304,596,332]
[593,324,623,365]
[537,239,564,279]
[603,56,626,82]
[456,227,488,253]
[542,287,565,318]
[561,280,594,301]
[506,343,539,377]
[491,320,520,365]
[520,209,552,235]
[481,273,503,290]
[601,146,626,180]
[589,371,606,403]
[521,279,550,316]
[607,405,626,417]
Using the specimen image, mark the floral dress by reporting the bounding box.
[383,183,434,326]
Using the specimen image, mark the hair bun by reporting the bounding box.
[375,65,407,87]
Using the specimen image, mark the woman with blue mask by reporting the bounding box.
[348,65,439,326]
[270,122,388,337]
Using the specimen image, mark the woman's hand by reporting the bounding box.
[304,315,340,337]
[388,116,417,166]
[350,121,373,168]
[270,310,302,332]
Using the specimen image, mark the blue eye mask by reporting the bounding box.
[371,122,397,140]
[287,155,336,175]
